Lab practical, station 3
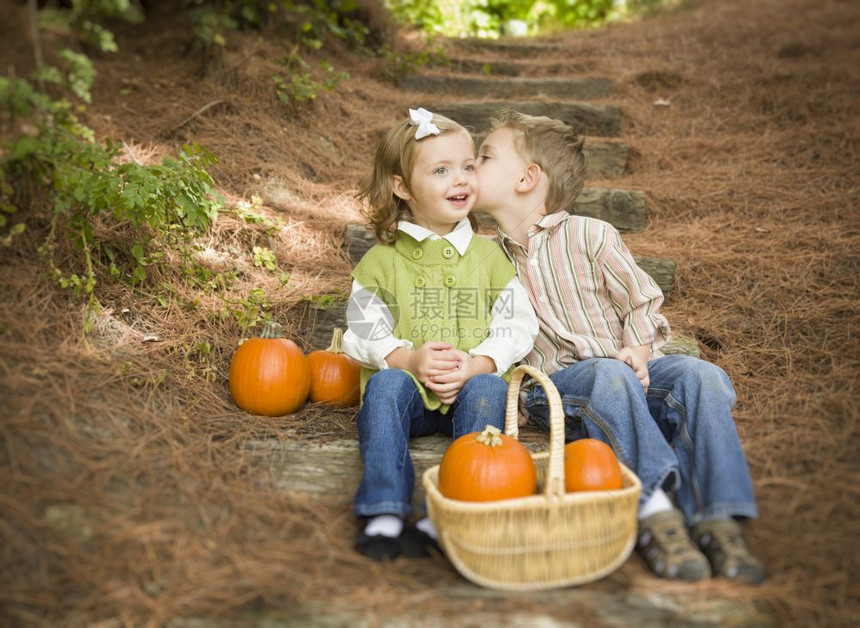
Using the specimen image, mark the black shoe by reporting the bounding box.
[399,522,441,558]
[354,530,401,562]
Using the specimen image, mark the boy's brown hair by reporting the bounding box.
[358,111,476,244]
[489,108,588,214]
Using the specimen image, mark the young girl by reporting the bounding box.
[342,108,538,561]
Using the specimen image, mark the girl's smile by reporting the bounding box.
[392,131,478,235]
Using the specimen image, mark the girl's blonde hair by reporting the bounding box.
[358,111,476,244]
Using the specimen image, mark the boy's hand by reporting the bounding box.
[425,352,496,405]
[615,345,651,390]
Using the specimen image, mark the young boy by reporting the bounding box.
[472,108,764,584]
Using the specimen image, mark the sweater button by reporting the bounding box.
[411,248,424,259]
[414,277,426,288]
[443,275,456,288]
[442,246,455,259]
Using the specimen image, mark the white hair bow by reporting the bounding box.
[409,107,440,140]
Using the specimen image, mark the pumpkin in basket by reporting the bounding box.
[438,425,537,502]
[564,438,623,492]
[229,321,310,416]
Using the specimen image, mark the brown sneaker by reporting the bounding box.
[637,509,711,581]
[691,518,765,584]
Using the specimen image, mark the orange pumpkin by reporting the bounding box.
[564,439,623,492]
[438,425,537,502]
[229,321,310,416]
[307,328,361,406]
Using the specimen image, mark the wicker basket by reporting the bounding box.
[422,365,642,590]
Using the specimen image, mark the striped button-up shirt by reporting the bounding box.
[498,212,670,377]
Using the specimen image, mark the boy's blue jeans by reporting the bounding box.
[354,368,508,519]
[524,355,758,525]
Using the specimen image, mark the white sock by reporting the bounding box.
[364,515,403,538]
[415,517,437,540]
[638,488,674,520]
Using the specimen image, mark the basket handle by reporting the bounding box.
[505,365,566,498]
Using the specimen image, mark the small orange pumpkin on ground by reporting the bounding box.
[438,425,537,502]
[307,328,361,406]
[564,438,623,492]
[229,321,310,416]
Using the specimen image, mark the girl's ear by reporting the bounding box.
[515,163,543,193]
[392,175,412,201]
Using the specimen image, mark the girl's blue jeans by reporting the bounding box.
[524,355,758,525]
[354,368,508,518]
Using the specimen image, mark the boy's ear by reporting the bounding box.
[392,175,412,201]
[515,163,543,193]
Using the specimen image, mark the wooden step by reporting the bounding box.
[469,187,645,233]
[662,331,701,357]
[451,38,565,55]
[402,75,612,100]
[436,101,622,137]
[442,58,598,77]
[245,434,545,512]
[572,187,645,231]
[445,58,526,76]
[583,139,629,179]
[471,132,629,178]
[173,590,773,626]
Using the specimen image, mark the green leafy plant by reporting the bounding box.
[384,0,445,34]
[232,288,273,335]
[375,45,448,82]
[185,0,373,51]
[233,195,268,224]
[184,340,217,382]
[273,51,349,105]
[39,0,145,52]
[304,292,347,308]
[168,194,293,333]
[1,60,221,331]
[383,0,673,37]
[252,246,277,270]
[3,3,308,340]
[187,6,239,47]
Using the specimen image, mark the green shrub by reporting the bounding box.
[0,66,220,330]
[383,0,673,37]
[273,51,350,105]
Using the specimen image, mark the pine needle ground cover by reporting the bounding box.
[1,0,858,625]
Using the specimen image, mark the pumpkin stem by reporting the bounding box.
[326,328,346,354]
[475,425,504,447]
[259,320,284,339]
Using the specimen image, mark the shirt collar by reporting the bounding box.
[498,212,568,255]
[397,217,473,256]
[533,212,568,231]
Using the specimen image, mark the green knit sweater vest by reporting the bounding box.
[352,232,517,413]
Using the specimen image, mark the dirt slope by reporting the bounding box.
[1,0,858,625]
